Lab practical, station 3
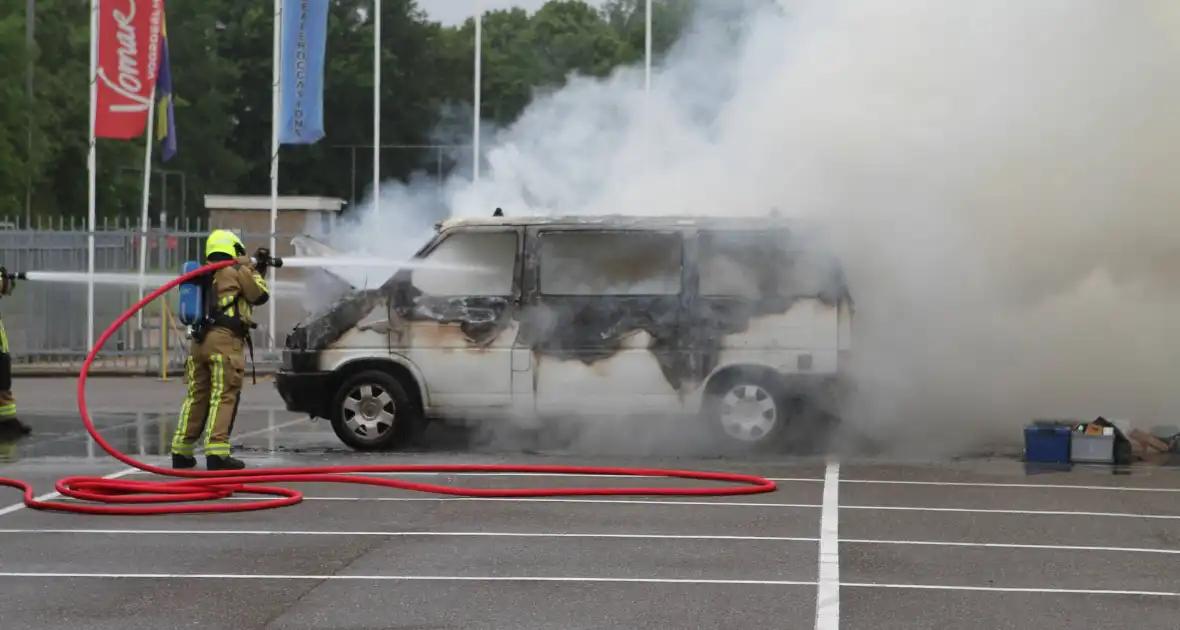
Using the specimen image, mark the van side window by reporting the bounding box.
[411,230,517,296]
[699,230,790,298]
[538,231,682,296]
[700,230,838,299]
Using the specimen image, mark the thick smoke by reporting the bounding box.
[325,0,1180,457]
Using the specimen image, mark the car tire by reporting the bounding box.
[702,372,789,451]
[329,369,424,451]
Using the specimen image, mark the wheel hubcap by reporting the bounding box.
[719,384,777,441]
[342,384,397,441]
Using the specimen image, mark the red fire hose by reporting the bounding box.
[0,259,776,515]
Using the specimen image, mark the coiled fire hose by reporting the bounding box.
[0,259,776,515]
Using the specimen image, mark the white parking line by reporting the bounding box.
[0,572,1176,597]
[840,538,1180,555]
[3,529,1177,557]
[841,582,1180,598]
[839,505,1180,520]
[0,417,306,518]
[0,529,820,542]
[245,496,821,507]
[0,468,138,518]
[194,495,1180,519]
[0,572,816,586]
[815,462,840,630]
[840,479,1180,493]
[32,492,1180,520]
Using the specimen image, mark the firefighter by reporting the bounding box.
[170,229,272,470]
[0,269,30,438]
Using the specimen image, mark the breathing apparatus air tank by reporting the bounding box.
[174,260,202,327]
[177,260,206,334]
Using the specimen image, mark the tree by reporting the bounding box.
[0,9,31,217]
[151,0,250,221]
[601,0,694,65]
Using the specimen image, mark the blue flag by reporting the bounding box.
[155,14,177,161]
[278,0,330,144]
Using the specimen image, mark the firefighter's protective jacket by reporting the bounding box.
[209,257,269,334]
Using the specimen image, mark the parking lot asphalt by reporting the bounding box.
[2,378,1179,629]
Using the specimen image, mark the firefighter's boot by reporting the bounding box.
[171,453,197,469]
[0,418,31,438]
[206,454,246,471]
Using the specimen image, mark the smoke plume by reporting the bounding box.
[327,0,1180,457]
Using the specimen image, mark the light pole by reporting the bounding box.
[374,0,381,209]
[473,0,483,198]
[25,0,34,227]
[645,0,652,96]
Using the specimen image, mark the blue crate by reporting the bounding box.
[1024,422,1073,464]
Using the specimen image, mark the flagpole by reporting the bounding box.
[136,90,157,338]
[645,0,652,96]
[87,0,99,354]
[473,0,482,199]
[643,0,653,169]
[373,0,381,209]
[269,0,282,352]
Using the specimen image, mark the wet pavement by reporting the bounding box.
[1,378,1179,629]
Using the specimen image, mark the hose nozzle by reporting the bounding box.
[251,256,283,269]
[251,248,284,269]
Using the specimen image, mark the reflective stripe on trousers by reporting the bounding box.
[170,351,235,457]
[0,317,15,419]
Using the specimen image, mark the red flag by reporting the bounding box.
[95,0,166,139]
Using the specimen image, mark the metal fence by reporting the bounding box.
[0,215,304,376]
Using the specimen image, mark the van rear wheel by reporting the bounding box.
[330,370,424,451]
[703,373,788,450]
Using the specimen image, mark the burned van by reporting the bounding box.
[274,214,854,451]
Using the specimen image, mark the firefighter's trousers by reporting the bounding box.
[0,318,16,420]
[170,327,245,458]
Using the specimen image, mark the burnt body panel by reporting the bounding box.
[284,288,385,351]
[395,294,515,347]
[518,296,685,388]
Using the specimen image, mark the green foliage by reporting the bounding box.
[4,0,692,222]
[0,10,31,216]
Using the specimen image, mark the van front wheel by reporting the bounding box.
[703,375,787,449]
[330,370,424,451]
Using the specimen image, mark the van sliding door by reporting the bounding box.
[522,228,686,416]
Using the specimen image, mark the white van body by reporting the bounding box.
[275,215,854,451]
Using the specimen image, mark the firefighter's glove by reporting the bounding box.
[0,267,13,297]
[252,248,271,277]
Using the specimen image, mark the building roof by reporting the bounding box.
[204,195,346,212]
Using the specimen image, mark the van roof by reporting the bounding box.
[436,213,810,232]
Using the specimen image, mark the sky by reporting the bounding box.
[418,0,608,26]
